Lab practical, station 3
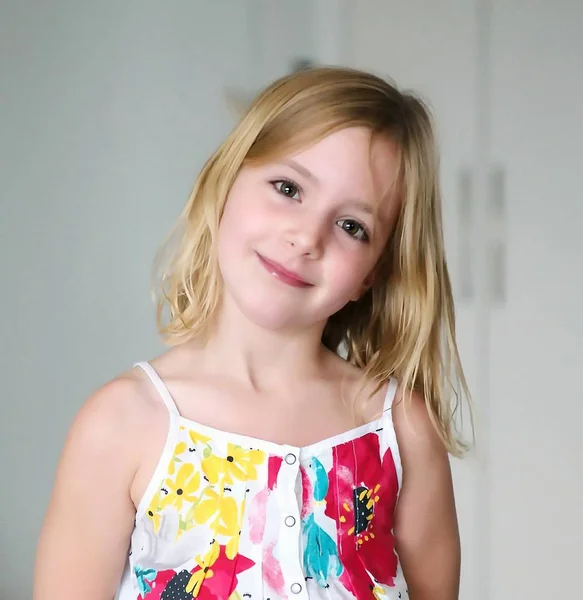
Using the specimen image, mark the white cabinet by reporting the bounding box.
[488,1,583,597]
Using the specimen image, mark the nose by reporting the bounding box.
[284,215,326,258]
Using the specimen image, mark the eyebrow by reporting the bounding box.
[278,158,319,183]
[346,200,374,215]
[278,158,375,216]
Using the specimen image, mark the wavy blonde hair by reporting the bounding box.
[155,66,471,455]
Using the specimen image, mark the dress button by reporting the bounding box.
[285,452,297,465]
[290,582,302,594]
[284,515,296,527]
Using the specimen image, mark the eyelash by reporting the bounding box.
[269,179,370,243]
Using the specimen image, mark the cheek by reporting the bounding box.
[219,186,275,246]
[323,249,374,300]
[218,196,254,253]
[217,192,276,279]
[216,207,239,268]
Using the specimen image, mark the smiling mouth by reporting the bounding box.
[256,253,313,288]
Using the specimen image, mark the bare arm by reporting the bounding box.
[393,389,461,600]
[34,377,141,600]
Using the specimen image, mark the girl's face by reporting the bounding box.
[216,126,401,332]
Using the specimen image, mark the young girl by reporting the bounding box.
[34,66,467,600]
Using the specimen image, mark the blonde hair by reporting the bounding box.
[155,66,471,455]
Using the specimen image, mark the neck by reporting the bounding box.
[196,297,331,391]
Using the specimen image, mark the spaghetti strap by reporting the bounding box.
[382,378,399,413]
[134,361,180,416]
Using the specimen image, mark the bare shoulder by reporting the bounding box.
[392,386,447,459]
[392,387,461,600]
[326,351,390,424]
[34,366,167,599]
[70,367,163,454]
[57,364,173,506]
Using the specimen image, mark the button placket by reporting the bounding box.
[276,446,307,598]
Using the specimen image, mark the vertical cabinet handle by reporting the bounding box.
[490,166,506,304]
[457,166,506,305]
[458,167,474,301]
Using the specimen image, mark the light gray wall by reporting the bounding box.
[0,1,313,597]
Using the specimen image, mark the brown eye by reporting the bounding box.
[272,180,300,200]
[337,218,369,242]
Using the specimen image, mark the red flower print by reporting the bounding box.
[248,455,283,544]
[324,432,399,599]
[267,455,283,491]
[190,544,254,599]
[141,569,175,600]
[143,544,254,600]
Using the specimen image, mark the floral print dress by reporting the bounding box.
[116,361,408,600]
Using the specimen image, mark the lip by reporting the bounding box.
[256,253,313,288]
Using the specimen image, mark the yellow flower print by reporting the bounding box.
[145,494,163,533]
[225,493,247,559]
[189,429,211,446]
[193,487,239,536]
[168,441,187,475]
[161,463,200,511]
[189,428,214,462]
[185,540,220,596]
[202,444,265,484]
[226,532,240,561]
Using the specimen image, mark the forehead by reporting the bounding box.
[286,127,401,219]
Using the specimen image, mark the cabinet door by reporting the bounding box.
[340,2,481,598]
[489,1,583,597]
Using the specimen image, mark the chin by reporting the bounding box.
[220,267,350,333]
[237,298,310,332]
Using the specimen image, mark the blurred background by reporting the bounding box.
[1,1,582,598]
